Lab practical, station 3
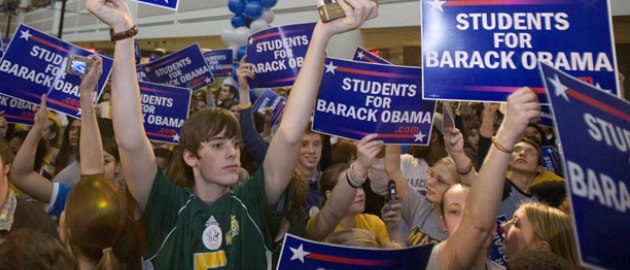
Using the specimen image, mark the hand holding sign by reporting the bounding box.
[442,101,455,134]
[354,134,384,179]
[500,88,541,144]
[34,95,49,127]
[86,0,134,32]
[237,56,254,91]
[445,128,465,156]
[317,0,378,37]
[79,55,103,95]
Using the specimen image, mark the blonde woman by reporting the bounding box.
[501,201,579,268]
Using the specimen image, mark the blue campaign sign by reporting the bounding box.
[313,58,436,145]
[134,41,141,65]
[422,0,619,103]
[277,234,434,269]
[540,62,630,270]
[203,49,234,78]
[0,38,9,58]
[0,93,37,126]
[246,23,315,88]
[540,105,554,127]
[252,89,286,127]
[139,81,191,144]
[137,63,148,82]
[0,24,113,119]
[0,33,4,58]
[541,145,560,175]
[142,43,214,91]
[131,0,178,11]
[353,47,391,64]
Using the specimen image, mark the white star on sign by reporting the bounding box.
[205,77,214,84]
[324,61,337,74]
[594,82,612,94]
[289,244,310,263]
[77,108,82,116]
[173,133,180,142]
[249,38,254,45]
[427,0,446,12]
[548,74,570,102]
[145,66,151,72]
[20,29,32,41]
[357,51,365,59]
[414,131,426,142]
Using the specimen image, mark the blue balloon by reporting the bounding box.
[231,15,246,28]
[244,1,263,20]
[236,46,247,61]
[227,0,245,14]
[260,0,278,8]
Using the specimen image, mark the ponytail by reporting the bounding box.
[97,247,121,270]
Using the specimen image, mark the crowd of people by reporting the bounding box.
[0,0,608,269]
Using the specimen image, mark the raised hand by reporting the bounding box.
[353,133,384,178]
[445,128,465,156]
[34,95,49,127]
[316,0,378,38]
[79,55,103,96]
[86,0,133,32]
[501,87,541,143]
[237,56,255,91]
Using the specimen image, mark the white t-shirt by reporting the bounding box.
[369,155,430,197]
[400,154,430,197]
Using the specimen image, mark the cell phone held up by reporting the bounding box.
[387,180,398,204]
[316,0,379,22]
[65,55,93,76]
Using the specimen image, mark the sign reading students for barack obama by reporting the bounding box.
[540,62,629,270]
[143,43,214,91]
[313,58,436,145]
[0,24,113,119]
[246,23,315,88]
[0,94,37,126]
[422,0,619,103]
[139,81,191,144]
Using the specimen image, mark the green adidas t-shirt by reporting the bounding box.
[142,167,286,269]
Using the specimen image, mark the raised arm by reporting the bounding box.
[310,134,382,240]
[444,128,477,185]
[262,0,378,205]
[384,145,409,200]
[477,103,499,168]
[87,0,156,209]
[236,56,268,164]
[79,55,105,176]
[440,88,540,269]
[9,96,53,202]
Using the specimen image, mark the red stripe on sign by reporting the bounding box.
[32,36,69,53]
[568,89,630,123]
[336,67,417,79]
[307,253,394,266]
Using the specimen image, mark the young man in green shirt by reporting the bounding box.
[86,0,378,268]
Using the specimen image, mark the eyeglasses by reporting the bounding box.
[512,146,537,157]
